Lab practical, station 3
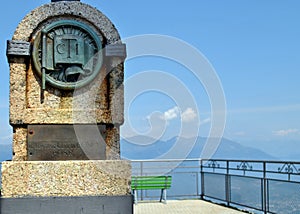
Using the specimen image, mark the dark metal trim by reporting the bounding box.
[6,40,31,57]
[105,44,127,58]
[0,195,133,214]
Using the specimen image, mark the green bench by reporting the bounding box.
[131,176,172,204]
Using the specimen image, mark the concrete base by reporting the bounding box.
[0,195,133,214]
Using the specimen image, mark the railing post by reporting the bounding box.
[263,161,267,214]
[200,159,204,200]
[140,161,144,201]
[225,160,230,207]
[196,172,199,197]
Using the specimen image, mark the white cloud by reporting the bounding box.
[161,106,180,121]
[182,108,197,123]
[200,117,211,125]
[273,129,299,137]
[159,106,197,123]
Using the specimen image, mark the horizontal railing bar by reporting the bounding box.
[131,158,300,164]
[203,172,228,176]
[169,172,199,174]
[203,195,226,202]
[203,167,264,173]
[132,166,200,170]
[201,159,300,164]
[229,174,264,180]
[204,196,264,212]
[265,170,300,175]
[266,177,300,184]
[229,201,263,212]
[134,168,300,181]
[132,172,199,175]
[130,158,201,162]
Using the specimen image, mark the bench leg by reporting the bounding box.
[160,189,167,203]
[159,189,163,202]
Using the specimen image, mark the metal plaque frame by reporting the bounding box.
[27,124,106,161]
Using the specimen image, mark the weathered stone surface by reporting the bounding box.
[9,1,124,125]
[1,160,131,198]
[8,1,125,160]
[106,126,121,160]
[4,3,129,211]
[13,2,121,43]
[12,127,27,161]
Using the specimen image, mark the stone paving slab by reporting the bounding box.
[134,200,245,214]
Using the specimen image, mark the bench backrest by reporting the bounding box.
[131,176,172,190]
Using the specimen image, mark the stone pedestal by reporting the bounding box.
[8,1,125,161]
[2,1,132,213]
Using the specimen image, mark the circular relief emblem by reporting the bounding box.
[32,20,103,90]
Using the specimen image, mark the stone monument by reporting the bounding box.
[1,0,132,213]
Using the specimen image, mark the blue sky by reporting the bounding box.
[1,0,300,154]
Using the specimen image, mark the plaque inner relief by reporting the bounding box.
[32,20,104,90]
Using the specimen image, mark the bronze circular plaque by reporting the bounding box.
[32,20,103,90]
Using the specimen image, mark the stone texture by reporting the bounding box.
[106,125,121,160]
[109,58,125,125]
[13,2,121,43]
[9,1,124,126]
[12,127,27,161]
[8,1,125,160]
[1,160,131,198]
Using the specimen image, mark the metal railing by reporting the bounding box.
[131,159,300,214]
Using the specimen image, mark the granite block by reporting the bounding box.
[1,160,131,198]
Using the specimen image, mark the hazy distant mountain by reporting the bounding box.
[121,136,174,159]
[121,136,276,160]
[210,138,276,160]
[253,139,300,161]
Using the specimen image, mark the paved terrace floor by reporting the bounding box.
[134,200,246,214]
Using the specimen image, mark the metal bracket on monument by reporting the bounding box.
[105,44,127,59]
[6,40,31,61]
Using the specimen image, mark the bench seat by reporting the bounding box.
[131,176,172,204]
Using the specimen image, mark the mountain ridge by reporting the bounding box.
[120,136,276,160]
[0,137,277,162]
